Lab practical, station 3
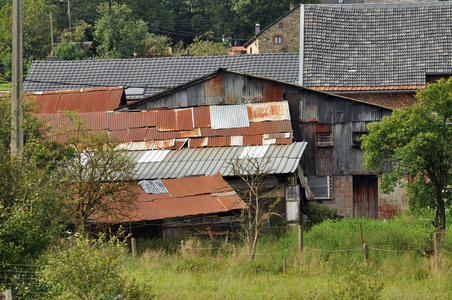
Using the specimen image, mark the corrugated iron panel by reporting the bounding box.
[106,89,124,111]
[146,127,181,140]
[169,140,187,150]
[109,130,128,142]
[239,145,270,159]
[37,94,60,114]
[204,76,224,104]
[128,128,147,141]
[80,91,100,113]
[193,106,211,128]
[153,139,175,149]
[275,138,292,144]
[189,138,208,148]
[156,109,176,131]
[180,128,202,138]
[116,142,132,150]
[208,136,231,147]
[221,127,244,137]
[140,179,169,194]
[248,102,290,122]
[81,111,108,130]
[210,105,249,129]
[132,111,157,128]
[108,112,133,131]
[67,92,85,111]
[129,141,150,151]
[175,108,194,131]
[263,138,276,145]
[230,136,243,146]
[243,135,264,146]
[57,93,73,111]
[263,81,283,102]
[138,149,171,163]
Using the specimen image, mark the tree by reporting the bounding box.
[55,40,86,60]
[94,2,148,58]
[361,78,452,230]
[141,33,172,58]
[185,32,228,56]
[55,112,137,230]
[232,158,281,260]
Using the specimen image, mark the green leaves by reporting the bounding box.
[361,78,452,229]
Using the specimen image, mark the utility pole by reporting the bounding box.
[11,0,23,157]
[60,0,71,32]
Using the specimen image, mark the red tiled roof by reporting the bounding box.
[121,173,247,222]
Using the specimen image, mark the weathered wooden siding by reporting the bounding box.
[353,175,378,219]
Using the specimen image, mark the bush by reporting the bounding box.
[38,234,154,299]
[304,202,340,227]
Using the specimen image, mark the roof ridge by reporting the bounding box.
[306,1,452,9]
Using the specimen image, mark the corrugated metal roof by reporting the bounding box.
[117,173,247,222]
[38,101,293,150]
[138,150,170,163]
[210,105,250,129]
[33,87,125,113]
[139,179,169,194]
[131,142,307,180]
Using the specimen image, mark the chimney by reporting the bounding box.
[290,1,294,9]
[255,24,260,35]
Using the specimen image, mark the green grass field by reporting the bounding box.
[122,216,452,299]
[0,82,12,91]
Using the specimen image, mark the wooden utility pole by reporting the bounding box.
[11,0,23,157]
[50,12,54,54]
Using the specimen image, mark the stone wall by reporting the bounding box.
[324,175,354,216]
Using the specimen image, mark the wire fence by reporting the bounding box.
[0,264,45,300]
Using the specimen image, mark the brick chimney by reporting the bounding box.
[255,24,260,35]
[290,1,295,9]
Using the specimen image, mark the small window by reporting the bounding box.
[274,36,282,44]
[352,131,368,148]
[307,176,333,200]
[316,132,333,147]
[278,22,284,30]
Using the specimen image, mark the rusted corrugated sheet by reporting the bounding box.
[315,123,333,133]
[109,130,128,142]
[176,108,194,131]
[156,109,176,131]
[33,87,125,113]
[128,128,147,141]
[204,76,224,103]
[153,139,175,149]
[189,138,208,148]
[243,135,264,146]
[193,106,210,128]
[208,136,231,147]
[180,128,202,138]
[248,102,290,122]
[263,81,283,102]
[121,173,246,222]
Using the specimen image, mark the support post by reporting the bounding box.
[5,289,15,300]
[283,257,286,274]
[363,243,369,265]
[131,238,137,258]
[11,0,23,157]
[181,240,186,258]
[434,232,441,273]
[233,244,238,259]
[298,223,304,265]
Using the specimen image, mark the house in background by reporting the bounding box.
[243,2,300,54]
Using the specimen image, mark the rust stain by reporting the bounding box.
[263,81,283,102]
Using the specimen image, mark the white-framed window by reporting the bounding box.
[307,176,333,200]
[274,36,282,44]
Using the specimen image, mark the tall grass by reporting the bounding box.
[120,214,452,299]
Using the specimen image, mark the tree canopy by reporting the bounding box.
[361,78,452,229]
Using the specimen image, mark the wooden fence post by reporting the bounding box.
[283,257,286,274]
[233,244,238,259]
[363,243,369,265]
[131,238,137,258]
[5,289,15,300]
[298,224,304,265]
[434,232,441,273]
[181,240,186,258]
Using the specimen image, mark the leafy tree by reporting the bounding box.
[0,144,64,266]
[55,40,86,60]
[140,33,172,57]
[39,234,155,299]
[232,158,281,260]
[55,112,138,230]
[361,78,452,230]
[185,32,228,56]
[94,2,148,58]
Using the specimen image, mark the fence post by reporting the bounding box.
[181,240,186,258]
[283,257,286,274]
[363,243,369,265]
[131,238,137,258]
[5,289,15,300]
[434,232,441,273]
[233,244,238,259]
[298,224,304,265]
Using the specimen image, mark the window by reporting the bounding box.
[274,36,282,44]
[278,22,284,30]
[316,132,334,147]
[352,131,368,148]
[307,176,333,200]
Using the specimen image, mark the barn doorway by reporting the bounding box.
[353,175,378,219]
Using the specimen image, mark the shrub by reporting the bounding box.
[38,234,154,299]
[304,202,340,227]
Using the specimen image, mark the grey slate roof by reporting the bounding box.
[24,53,300,99]
[303,2,452,87]
[129,142,307,180]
